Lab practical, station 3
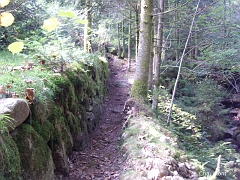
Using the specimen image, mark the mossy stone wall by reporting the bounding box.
[0,56,109,179]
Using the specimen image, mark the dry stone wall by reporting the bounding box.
[0,57,109,179]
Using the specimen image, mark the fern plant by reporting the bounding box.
[0,114,14,134]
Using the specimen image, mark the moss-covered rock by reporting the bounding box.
[0,133,21,180]
[31,119,54,143]
[12,124,54,180]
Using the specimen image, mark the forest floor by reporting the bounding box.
[58,56,134,180]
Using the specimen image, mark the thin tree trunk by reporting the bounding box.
[122,19,125,58]
[128,10,132,71]
[167,0,201,125]
[117,23,122,58]
[152,6,159,77]
[195,32,199,58]
[84,0,92,53]
[223,0,227,35]
[152,0,164,112]
[135,3,140,62]
[174,3,179,61]
[148,50,153,90]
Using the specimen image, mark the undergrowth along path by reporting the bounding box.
[60,57,133,180]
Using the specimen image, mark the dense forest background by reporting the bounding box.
[1,0,240,179]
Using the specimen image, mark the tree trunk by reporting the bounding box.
[174,3,179,61]
[122,19,125,58]
[117,23,122,58]
[194,32,199,58]
[148,50,153,90]
[152,0,164,111]
[128,10,132,71]
[84,0,92,53]
[131,0,153,101]
[135,2,140,62]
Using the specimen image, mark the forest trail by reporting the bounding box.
[58,57,134,180]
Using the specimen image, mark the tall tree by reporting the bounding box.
[152,0,164,111]
[122,19,126,58]
[117,22,122,58]
[135,1,140,62]
[131,0,153,101]
[127,10,132,71]
[84,0,92,53]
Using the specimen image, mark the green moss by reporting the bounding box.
[65,69,82,88]
[48,106,65,147]
[51,115,73,156]
[30,97,54,124]
[31,119,54,143]
[0,133,22,180]
[65,111,81,140]
[66,82,76,111]
[48,105,64,123]
[131,79,148,101]
[69,101,78,115]
[12,124,52,180]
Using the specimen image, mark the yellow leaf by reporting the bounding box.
[0,12,14,27]
[8,42,24,54]
[42,18,59,32]
[0,0,10,8]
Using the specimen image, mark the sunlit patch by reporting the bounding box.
[128,78,134,84]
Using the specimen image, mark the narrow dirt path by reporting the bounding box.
[63,58,132,180]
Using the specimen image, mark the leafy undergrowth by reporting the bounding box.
[157,88,240,179]
[0,50,106,102]
[0,50,108,134]
[121,97,240,179]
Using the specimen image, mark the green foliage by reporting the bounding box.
[0,114,14,134]
[201,47,239,72]
[156,87,240,179]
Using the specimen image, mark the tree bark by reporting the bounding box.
[131,0,153,101]
[128,10,132,71]
[122,19,126,58]
[84,0,92,53]
[174,2,179,61]
[135,2,140,62]
[152,0,164,112]
[117,23,122,58]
